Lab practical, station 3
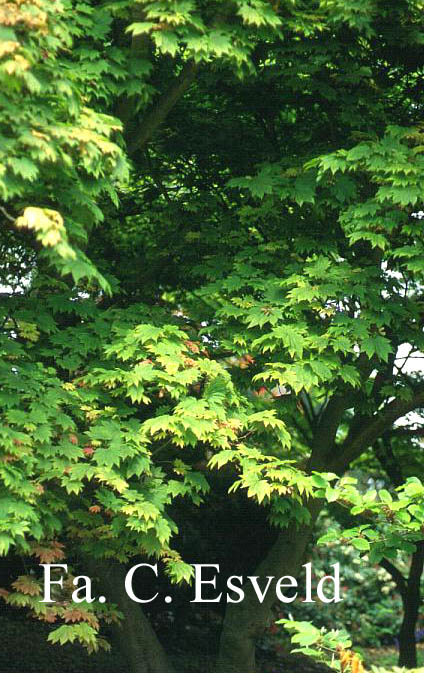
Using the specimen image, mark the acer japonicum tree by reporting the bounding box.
[1,1,424,673]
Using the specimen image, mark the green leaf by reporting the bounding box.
[351,537,371,552]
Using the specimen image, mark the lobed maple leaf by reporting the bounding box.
[31,541,65,564]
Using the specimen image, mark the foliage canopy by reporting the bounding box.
[1,0,424,669]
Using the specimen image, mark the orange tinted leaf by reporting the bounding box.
[63,607,99,629]
[12,575,41,596]
[31,541,65,563]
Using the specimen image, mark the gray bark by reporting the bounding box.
[215,499,322,673]
[85,558,176,673]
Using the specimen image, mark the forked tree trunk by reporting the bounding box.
[215,499,322,673]
[215,391,364,672]
[85,558,176,673]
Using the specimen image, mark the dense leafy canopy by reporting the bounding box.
[1,0,424,668]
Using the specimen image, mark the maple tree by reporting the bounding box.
[1,1,424,673]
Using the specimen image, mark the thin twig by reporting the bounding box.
[0,206,16,223]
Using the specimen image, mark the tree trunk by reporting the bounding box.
[215,395,352,673]
[398,610,418,669]
[215,499,322,673]
[375,439,423,668]
[398,543,424,669]
[85,558,176,673]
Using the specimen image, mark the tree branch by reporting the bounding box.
[379,558,407,600]
[307,391,355,471]
[127,60,197,155]
[409,541,424,588]
[375,434,404,488]
[330,388,424,473]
